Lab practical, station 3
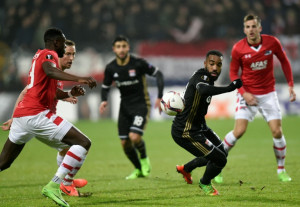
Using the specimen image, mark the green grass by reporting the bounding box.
[0,117,299,207]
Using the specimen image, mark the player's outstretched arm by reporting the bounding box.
[42,62,97,89]
[196,79,243,96]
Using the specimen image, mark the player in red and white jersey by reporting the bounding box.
[216,14,296,183]
[0,28,97,207]
[1,40,89,197]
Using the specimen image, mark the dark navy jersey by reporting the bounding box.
[173,68,214,135]
[102,55,158,105]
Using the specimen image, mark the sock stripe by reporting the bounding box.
[273,145,286,150]
[224,138,233,147]
[62,163,73,171]
[67,151,82,162]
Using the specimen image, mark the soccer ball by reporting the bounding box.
[160,91,185,116]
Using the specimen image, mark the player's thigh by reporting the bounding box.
[235,93,257,121]
[9,116,35,144]
[118,109,131,139]
[258,92,282,121]
[171,129,213,157]
[62,126,91,150]
[129,106,148,135]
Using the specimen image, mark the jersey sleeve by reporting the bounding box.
[102,65,113,87]
[273,37,294,87]
[42,51,58,67]
[229,44,245,94]
[138,58,158,76]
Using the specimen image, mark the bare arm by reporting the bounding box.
[42,61,97,89]
[1,86,28,131]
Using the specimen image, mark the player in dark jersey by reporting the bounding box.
[99,35,164,179]
[172,50,242,195]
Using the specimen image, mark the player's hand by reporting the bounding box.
[243,92,258,106]
[230,79,243,89]
[79,77,97,89]
[99,101,108,114]
[71,85,86,97]
[288,86,296,102]
[154,98,162,114]
[1,119,13,131]
[63,97,78,104]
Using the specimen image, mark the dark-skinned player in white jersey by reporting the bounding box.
[99,35,164,179]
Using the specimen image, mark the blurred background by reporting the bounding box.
[0,0,300,122]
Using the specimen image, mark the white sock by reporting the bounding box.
[57,152,64,167]
[273,136,286,174]
[223,131,237,152]
[54,145,87,183]
[63,157,86,186]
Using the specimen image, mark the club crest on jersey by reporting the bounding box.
[46,54,53,59]
[201,75,209,81]
[264,50,272,55]
[206,96,211,104]
[129,69,136,77]
[250,60,268,70]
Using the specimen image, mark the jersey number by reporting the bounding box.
[27,60,36,89]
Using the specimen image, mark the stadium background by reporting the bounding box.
[0,0,300,122]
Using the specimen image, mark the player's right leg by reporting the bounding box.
[0,138,25,171]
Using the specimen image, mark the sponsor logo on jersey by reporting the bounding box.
[129,69,136,77]
[245,54,251,58]
[115,79,139,87]
[46,54,53,59]
[250,60,268,70]
[264,50,272,55]
[113,73,119,78]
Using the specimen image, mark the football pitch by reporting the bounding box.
[0,117,299,207]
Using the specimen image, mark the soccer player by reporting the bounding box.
[0,28,97,207]
[1,40,88,197]
[173,50,242,195]
[215,14,296,183]
[99,35,164,179]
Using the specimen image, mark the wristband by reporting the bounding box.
[67,90,73,97]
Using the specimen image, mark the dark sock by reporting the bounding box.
[200,161,222,185]
[124,146,141,169]
[184,157,208,172]
[134,140,147,159]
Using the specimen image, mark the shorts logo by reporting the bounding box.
[113,73,119,78]
[129,69,136,77]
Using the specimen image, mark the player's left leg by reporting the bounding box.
[57,149,88,190]
[129,132,151,177]
[268,119,291,182]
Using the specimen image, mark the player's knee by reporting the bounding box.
[215,155,227,168]
[271,129,282,138]
[81,137,91,151]
[129,133,141,144]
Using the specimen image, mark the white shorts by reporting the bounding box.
[235,91,282,122]
[9,110,72,151]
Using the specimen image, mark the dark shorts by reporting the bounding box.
[118,104,149,139]
[171,125,222,157]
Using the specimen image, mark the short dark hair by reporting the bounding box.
[44,27,63,43]
[206,50,223,59]
[65,39,75,47]
[112,35,129,46]
[244,14,261,26]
